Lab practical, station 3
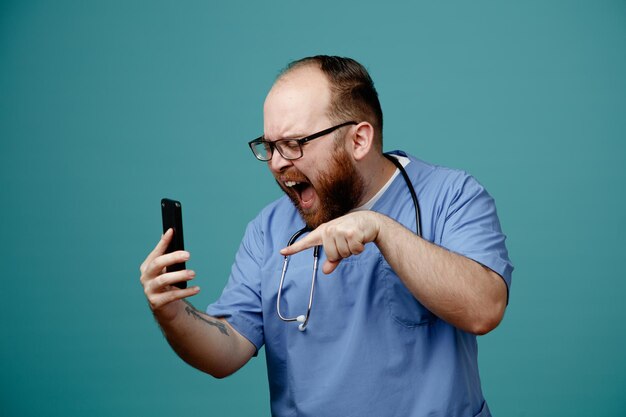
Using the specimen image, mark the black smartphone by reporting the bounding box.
[161,198,187,289]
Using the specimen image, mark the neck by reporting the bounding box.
[356,152,398,207]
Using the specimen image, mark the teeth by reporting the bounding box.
[285,181,300,187]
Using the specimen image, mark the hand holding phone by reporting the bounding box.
[161,198,187,289]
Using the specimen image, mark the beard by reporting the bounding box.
[276,146,365,229]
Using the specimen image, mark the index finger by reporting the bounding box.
[280,229,322,256]
[143,228,174,267]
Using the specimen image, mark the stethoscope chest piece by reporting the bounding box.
[276,153,421,332]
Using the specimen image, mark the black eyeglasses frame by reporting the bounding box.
[248,121,358,161]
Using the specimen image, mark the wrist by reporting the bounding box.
[371,211,388,245]
[152,299,186,326]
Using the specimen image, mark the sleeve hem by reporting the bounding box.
[206,308,264,355]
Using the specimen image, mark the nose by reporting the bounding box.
[268,148,293,173]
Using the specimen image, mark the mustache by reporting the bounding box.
[275,169,311,184]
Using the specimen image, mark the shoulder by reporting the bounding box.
[391,151,484,200]
[385,151,497,233]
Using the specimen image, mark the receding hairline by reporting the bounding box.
[273,60,327,87]
[266,63,332,108]
[272,56,384,148]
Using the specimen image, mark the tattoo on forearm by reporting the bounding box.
[185,306,229,336]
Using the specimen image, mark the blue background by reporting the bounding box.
[1,1,625,415]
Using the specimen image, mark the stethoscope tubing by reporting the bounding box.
[277,152,421,331]
[276,227,321,331]
[383,153,422,237]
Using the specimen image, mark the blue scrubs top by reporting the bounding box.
[207,151,513,417]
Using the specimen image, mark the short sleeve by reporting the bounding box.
[440,174,514,293]
[206,217,265,352]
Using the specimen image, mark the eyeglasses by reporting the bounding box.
[248,121,357,161]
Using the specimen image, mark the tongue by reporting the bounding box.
[300,185,315,205]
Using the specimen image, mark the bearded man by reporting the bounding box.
[140,55,513,417]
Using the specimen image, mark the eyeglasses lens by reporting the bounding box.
[252,140,303,161]
[251,141,272,161]
[276,140,302,160]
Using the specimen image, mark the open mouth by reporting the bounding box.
[284,180,315,209]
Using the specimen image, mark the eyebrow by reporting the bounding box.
[263,132,308,142]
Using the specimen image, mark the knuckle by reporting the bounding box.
[140,268,154,286]
[148,259,160,274]
[154,274,166,289]
[145,293,158,311]
[350,241,364,252]
[144,279,156,294]
[164,290,179,305]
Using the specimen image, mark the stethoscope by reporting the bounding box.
[276,153,422,331]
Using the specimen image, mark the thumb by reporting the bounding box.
[322,259,341,275]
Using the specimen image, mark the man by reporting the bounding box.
[140,56,513,417]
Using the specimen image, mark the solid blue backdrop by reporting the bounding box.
[1,1,625,416]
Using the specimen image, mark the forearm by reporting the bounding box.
[374,213,507,335]
[281,210,508,334]
[155,300,255,378]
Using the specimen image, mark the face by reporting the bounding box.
[263,66,365,228]
[276,140,364,229]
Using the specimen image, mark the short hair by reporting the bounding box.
[280,55,384,148]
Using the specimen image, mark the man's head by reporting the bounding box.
[260,56,384,229]
[280,56,383,149]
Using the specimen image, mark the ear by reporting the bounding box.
[349,122,375,161]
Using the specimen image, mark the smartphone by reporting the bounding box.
[161,198,187,289]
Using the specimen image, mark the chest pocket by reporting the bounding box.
[378,257,437,327]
